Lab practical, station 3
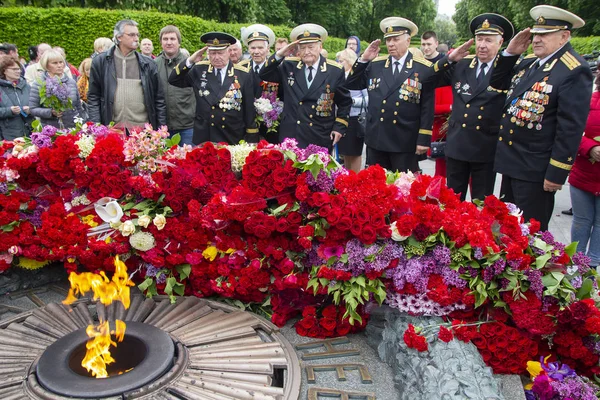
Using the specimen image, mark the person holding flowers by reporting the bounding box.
[29,49,84,129]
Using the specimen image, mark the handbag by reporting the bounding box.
[429,119,448,159]
[356,93,367,139]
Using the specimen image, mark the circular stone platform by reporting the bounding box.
[0,295,300,400]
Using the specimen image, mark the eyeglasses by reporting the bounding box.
[6,67,21,72]
[124,33,140,38]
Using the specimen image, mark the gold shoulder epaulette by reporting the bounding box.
[326,59,343,69]
[372,55,388,62]
[195,60,210,66]
[234,64,250,73]
[413,57,432,67]
[516,54,536,65]
[237,59,250,66]
[285,56,301,62]
[560,52,581,70]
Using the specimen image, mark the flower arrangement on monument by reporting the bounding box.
[0,121,598,382]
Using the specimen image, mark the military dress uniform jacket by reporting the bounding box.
[259,55,351,149]
[168,60,258,145]
[489,43,593,184]
[237,59,282,99]
[440,55,508,163]
[345,53,437,153]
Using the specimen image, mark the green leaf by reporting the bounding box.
[535,253,552,269]
[564,242,578,258]
[166,133,181,147]
[541,274,558,287]
[176,263,191,280]
[165,277,178,296]
[355,276,366,288]
[138,277,154,292]
[271,203,288,216]
[576,278,593,299]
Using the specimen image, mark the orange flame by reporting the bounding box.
[63,257,133,378]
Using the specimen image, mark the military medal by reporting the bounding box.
[287,72,295,86]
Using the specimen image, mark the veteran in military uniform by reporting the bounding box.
[238,24,281,143]
[168,32,258,145]
[488,6,593,230]
[345,17,438,173]
[259,24,351,150]
[439,14,514,201]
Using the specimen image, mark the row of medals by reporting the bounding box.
[400,77,421,104]
[508,79,552,130]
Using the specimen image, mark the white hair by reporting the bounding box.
[113,19,138,44]
[233,40,242,49]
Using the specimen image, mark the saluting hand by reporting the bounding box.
[359,39,381,62]
[187,47,208,65]
[276,40,299,59]
[448,38,474,63]
[506,28,532,55]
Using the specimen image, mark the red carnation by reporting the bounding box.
[438,326,454,343]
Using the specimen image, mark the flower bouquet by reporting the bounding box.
[254,86,283,133]
[525,356,600,400]
[39,75,73,129]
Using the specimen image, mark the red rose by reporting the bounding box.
[322,305,338,319]
[312,192,330,207]
[298,225,315,237]
[360,225,377,244]
[320,317,337,332]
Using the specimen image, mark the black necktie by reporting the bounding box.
[477,63,487,85]
[254,65,260,74]
[307,66,314,83]
[216,69,222,84]
[393,61,400,76]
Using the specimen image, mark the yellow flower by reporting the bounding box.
[82,215,99,228]
[203,246,218,261]
[17,257,50,270]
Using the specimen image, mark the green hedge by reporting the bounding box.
[570,36,600,55]
[0,7,349,65]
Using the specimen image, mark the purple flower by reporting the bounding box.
[550,376,598,400]
[525,269,544,298]
[323,245,344,259]
[0,183,8,194]
[41,125,58,137]
[45,76,69,103]
[541,359,576,381]
[540,231,555,244]
[31,131,52,148]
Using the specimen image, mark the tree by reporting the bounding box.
[453,0,599,40]
[433,15,458,47]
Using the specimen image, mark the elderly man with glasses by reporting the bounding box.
[88,19,166,131]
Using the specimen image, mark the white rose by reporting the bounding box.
[138,215,152,228]
[119,220,136,237]
[153,214,166,230]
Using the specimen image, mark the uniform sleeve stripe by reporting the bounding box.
[549,158,573,171]
[419,129,433,135]
[335,118,349,127]
[246,128,259,134]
